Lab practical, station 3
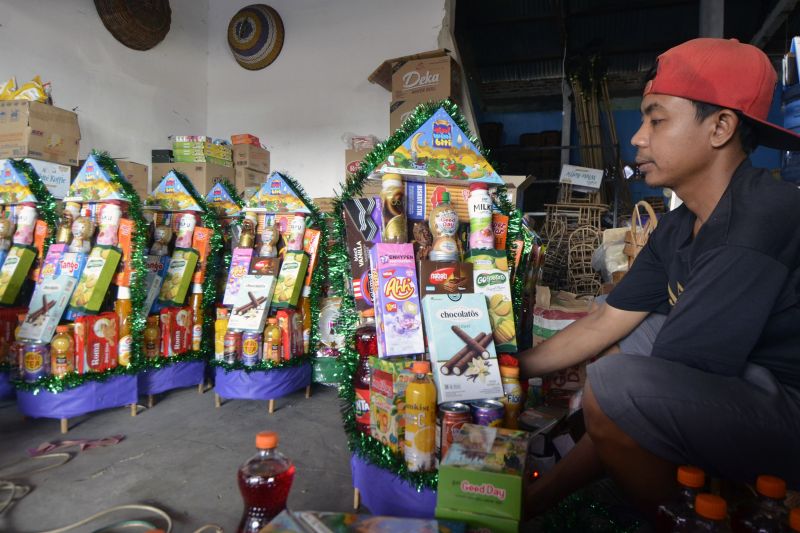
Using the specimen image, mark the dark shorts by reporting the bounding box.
[586,303,800,488]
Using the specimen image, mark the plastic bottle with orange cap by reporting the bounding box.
[731,474,789,533]
[237,431,295,533]
[656,465,707,533]
[691,493,731,532]
[404,360,437,472]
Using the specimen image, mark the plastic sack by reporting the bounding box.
[591,228,629,282]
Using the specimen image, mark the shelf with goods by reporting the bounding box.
[210,171,326,413]
[137,170,223,407]
[11,152,149,433]
[330,101,539,526]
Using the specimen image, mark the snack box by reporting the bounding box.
[0,244,36,305]
[190,226,213,284]
[492,213,509,251]
[57,250,90,322]
[160,306,192,357]
[467,249,517,353]
[271,251,309,309]
[301,228,321,291]
[36,243,66,283]
[158,248,199,307]
[144,255,171,314]
[68,245,122,314]
[343,198,380,312]
[369,243,425,358]
[418,260,473,298]
[29,220,50,281]
[223,247,253,305]
[369,356,414,452]
[74,312,118,373]
[114,218,135,286]
[436,424,529,526]
[421,293,503,403]
[263,510,465,533]
[276,308,304,359]
[18,276,77,343]
[227,274,275,332]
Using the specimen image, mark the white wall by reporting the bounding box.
[0,0,209,190]
[207,0,446,198]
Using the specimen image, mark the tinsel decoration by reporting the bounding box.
[8,159,58,256]
[331,99,504,490]
[541,491,640,533]
[12,151,151,394]
[209,354,310,373]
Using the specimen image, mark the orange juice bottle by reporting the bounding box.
[189,283,203,352]
[404,361,437,472]
[50,325,74,377]
[144,316,160,358]
[263,318,282,362]
[299,295,311,354]
[115,286,132,367]
[214,308,230,361]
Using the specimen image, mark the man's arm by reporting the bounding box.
[519,302,649,379]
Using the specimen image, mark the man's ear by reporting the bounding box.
[710,109,739,149]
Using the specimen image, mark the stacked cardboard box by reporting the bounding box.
[151,162,234,196]
[172,136,233,167]
[0,101,81,166]
[370,49,463,134]
[232,136,270,198]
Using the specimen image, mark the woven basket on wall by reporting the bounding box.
[94,0,172,51]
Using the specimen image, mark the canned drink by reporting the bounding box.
[223,330,242,364]
[175,213,197,248]
[470,399,505,427]
[241,332,262,366]
[96,203,122,246]
[22,341,50,383]
[437,402,471,462]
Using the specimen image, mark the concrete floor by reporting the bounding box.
[0,384,353,532]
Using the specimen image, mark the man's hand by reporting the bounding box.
[518,302,648,379]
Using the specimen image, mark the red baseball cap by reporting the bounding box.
[645,37,800,151]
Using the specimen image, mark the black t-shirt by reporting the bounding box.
[608,160,800,389]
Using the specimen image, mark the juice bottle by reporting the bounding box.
[655,465,706,533]
[404,361,437,472]
[144,316,160,359]
[237,431,296,533]
[12,312,26,378]
[499,365,523,429]
[214,308,230,361]
[428,191,459,261]
[790,508,799,532]
[115,286,132,367]
[189,283,203,352]
[731,475,788,533]
[263,318,282,362]
[468,182,494,250]
[692,494,730,532]
[354,311,377,435]
[381,173,407,243]
[50,325,74,377]
[299,294,311,354]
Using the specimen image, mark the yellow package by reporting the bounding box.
[0,77,16,100]
[14,76,47,102]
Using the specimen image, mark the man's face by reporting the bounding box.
[631,93,716,189]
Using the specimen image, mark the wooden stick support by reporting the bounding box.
[305,385,312,399]
[147,395,155,409]
[353,487,360,510]
[214,393,221,408]
[197,383,204,394]
[268,399,275,414]
[60,418,68,434]
[130,403,137,417]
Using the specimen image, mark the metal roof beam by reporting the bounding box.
[750,0,799,48]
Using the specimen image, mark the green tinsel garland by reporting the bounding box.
[149,169,223,367]
[8,159,58,256]
[12,151,151,394]
[209,355,310,373]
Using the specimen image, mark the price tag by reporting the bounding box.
[559,164,603,190]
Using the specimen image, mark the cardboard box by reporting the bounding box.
[115,160,149,198]
[369,49,452,91]
[418,261,473,297]
[0,158,71,199]
[345,148,371,176]
[343,199,380,313]
[468,250,517,353]
[435,507,518,533]
[151,162,235,196]
[18,276,77,344]
[158,248,199,307]
[389,98,423,134]
[74,313,118,373]
[160,306,191,357]
[231,133,260,146]
[0,245,37,305]
[391,54,462,103]
[69,246,122,313]
[227,274,275,332]
[437,424,529,524]
[272,251,309,309]
[0,101,81,166]
[234,166,267,194]
[232,144,270,173]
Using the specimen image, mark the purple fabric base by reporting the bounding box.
[137,360,205,395]
[17,375,138,419]
[214,363,312,400]
[0,371,15,401]
[350,455,436,518]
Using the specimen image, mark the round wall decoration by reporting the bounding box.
[227,4,285,71]
[94,0,171,51]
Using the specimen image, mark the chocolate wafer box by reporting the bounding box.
[422,293,503,403]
